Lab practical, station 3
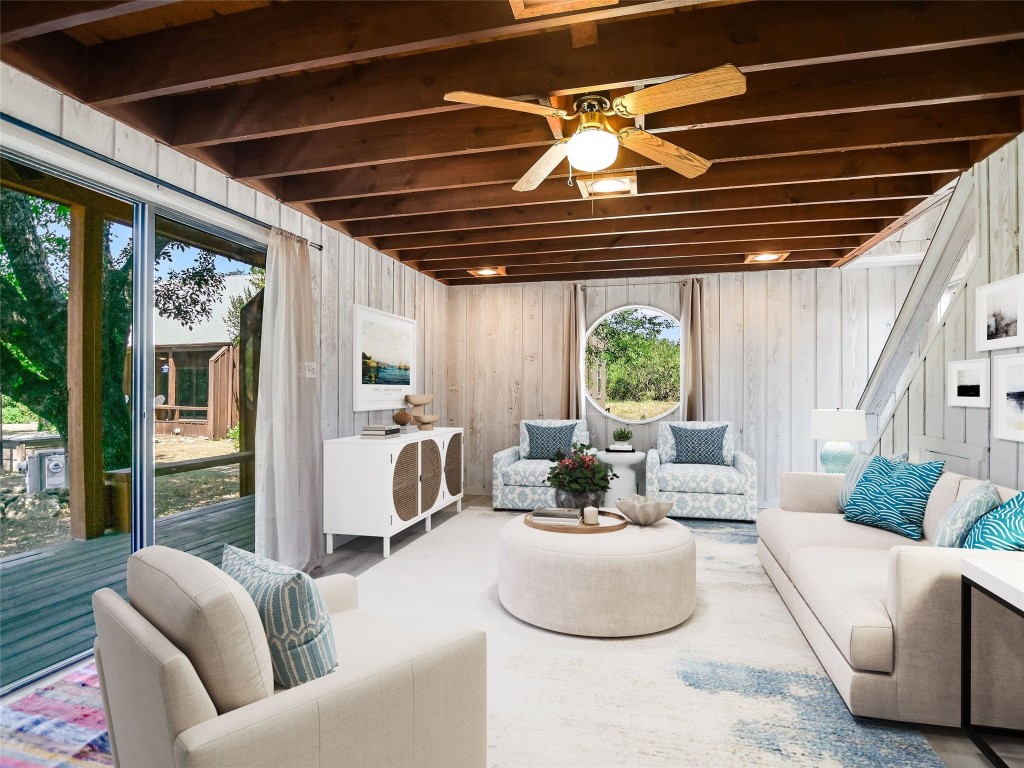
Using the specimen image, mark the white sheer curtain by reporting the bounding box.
[255,228,322,571]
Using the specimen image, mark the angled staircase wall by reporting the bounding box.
[866,135,1023,488]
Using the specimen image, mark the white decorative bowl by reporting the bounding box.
[615,495,673,526]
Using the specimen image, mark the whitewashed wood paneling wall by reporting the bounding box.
[875,137,1024,489]
[446,267,917,503]
[0,63,446,444]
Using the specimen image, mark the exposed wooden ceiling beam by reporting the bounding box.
[276,98,1018,202]
[443,258,838,285]
[84,1,706,105]
[372,200,912,251]
[401,220,885,263]
[165,1,1024,146]
[346,172,947,239]
[0,1,172,45]
[417,237,865,271]
[236,41,1024,180]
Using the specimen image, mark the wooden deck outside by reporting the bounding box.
[0,496,254,690]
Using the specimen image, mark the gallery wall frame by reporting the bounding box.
[975,273,1024,352]
[992,353,1024,443]
[353,304,417,412]
[947,358,990,408]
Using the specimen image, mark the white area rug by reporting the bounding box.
[353,507,942,768]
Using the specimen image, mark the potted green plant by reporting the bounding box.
[612,428,633,450]
[547,443,617,510]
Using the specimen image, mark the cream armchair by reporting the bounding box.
[92,546,486,768]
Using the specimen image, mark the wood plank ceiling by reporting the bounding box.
[2,0,1023,285]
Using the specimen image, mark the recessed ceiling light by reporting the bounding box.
[576,171,637,199]
[591,178,630,194]
[467,266,507,278]
[744,252,790,264]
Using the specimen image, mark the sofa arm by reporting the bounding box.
[733,451,757,496]
[492,446,520,492]
[315,574,358,614]
[645,449,661,494]
[175,626,487,768]
[887,547,1024,728]
[778,472,843,513]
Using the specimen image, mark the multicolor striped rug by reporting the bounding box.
[0,664,111,767]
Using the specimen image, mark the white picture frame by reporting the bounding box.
[975,273,1024,352]
[992,354,1024,443]
[353,305,417,412]
[946,358,990,408]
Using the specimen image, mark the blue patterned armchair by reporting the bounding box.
[645,421,757,521]
[492,419,590,510]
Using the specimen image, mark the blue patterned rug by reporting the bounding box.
[349,509,944,767]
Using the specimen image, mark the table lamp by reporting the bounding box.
[811,409,867,473]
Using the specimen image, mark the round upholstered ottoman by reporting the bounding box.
[498,516,696,637]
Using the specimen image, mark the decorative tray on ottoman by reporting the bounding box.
[524,509,627,534]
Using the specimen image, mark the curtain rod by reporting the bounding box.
[579,278,695,289]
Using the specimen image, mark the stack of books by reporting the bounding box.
[361,424,400,439]
[606,444,634,453]
[531,508,581,526]
[398,424,419,434]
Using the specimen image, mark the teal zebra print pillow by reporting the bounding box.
[844,456,945,540]
[963,492,1024,550]
[837,451,909,512]
[221,545,338,688]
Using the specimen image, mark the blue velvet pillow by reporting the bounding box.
[525,422,576,460]
[963,492,1024,550]
[844,456,945,540]
[221,545,338,688]
[670,424,728,466]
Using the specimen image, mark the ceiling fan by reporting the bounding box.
[445,64,746,192]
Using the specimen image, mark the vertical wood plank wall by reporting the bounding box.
[1,64,446,451]
[874,137,1023,489]
[446,267,917,503]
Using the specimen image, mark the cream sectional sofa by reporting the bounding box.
[758,470,1024,728]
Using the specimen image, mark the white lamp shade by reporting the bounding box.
[810,409,867,441]
[566,127,619,172]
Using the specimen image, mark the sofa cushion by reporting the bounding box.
[657,421,735,465]
[524,422,576,460]
[964,492,1024,550]
[844,457,945,540]
[657,463,745,494]
[788,547,894,673]
[670,424,728,466]
[519,419,588,459]
[221,545,338,688]
[922,471,968,541]
[837,452,908,512]
[757,508,927,575]
[933,481,1002,548]
[502,459,555,487]
[127,545,274,714]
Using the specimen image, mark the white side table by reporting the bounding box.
[596,450,646,508]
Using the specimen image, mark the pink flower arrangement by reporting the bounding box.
[546,443,616,494]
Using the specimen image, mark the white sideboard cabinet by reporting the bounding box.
[323,427,464,557]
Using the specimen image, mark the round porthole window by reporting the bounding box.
[584,306,681,423]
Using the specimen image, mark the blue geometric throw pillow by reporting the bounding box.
[670,424,728,466]
[837,451,909,512]
[932,481,1002,548]
[963,492,1024,551]
[844,456,945,540]
[524,422,576,460]
[221,545,338,688]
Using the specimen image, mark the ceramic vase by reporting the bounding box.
[553,488,603,510]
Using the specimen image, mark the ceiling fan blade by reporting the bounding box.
[618,129,711,179]
[445,90,568,119]
[513,141,569,192]
[614,64,746,117]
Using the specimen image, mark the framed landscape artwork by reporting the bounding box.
[993,354,1024,443]
[947,359,990,408]
[975,273,1024,351]
[353,305,417,412]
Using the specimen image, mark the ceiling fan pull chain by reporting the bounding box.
[567,165,574,186]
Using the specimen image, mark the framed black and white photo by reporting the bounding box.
[353,305,417,411]
[975,274,1024,352]
[993,354,1024,443]
[947,359,990,408]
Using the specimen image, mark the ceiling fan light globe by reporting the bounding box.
[567,127,618,172]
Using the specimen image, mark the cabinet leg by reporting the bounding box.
[425,514,432,532]
[383,537,390,558]
[457,498,462,513]
[325,534,334,555]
